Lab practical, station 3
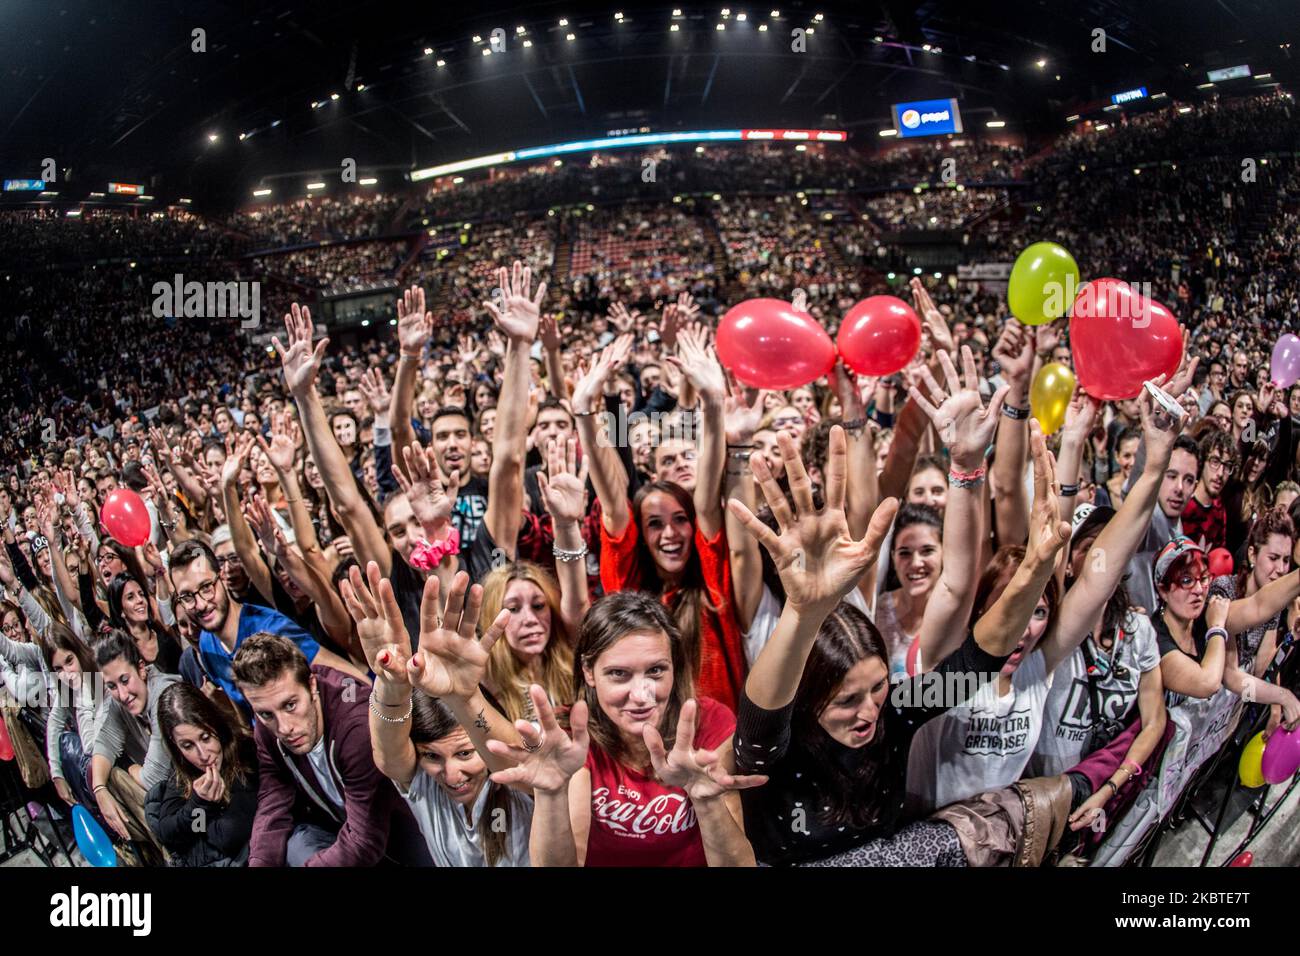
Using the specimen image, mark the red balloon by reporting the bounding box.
[1069,278,1183,401]
[0,718,13,762]
[1229,851,1253,867]
[716,298,836,390]
[837,296,922,377]
[100,488,152,548]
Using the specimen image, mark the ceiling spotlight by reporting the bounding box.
[307,182,326,190]
[359,177,378,185]
[758,23,767,31]
[1065,113,1080,122]
[671,23,680,31]
[559,18,568,26]
[516,25,525,34]
[238,132,247,141]
[814,13,823,21]
[770,9,780,17]
[356,83,365,91]
[566,32,575,40]
[879,129,898,137]
[873,35,883,43]
[805,26,813,33]
[673,8,683,15]
[424,47,433,55]
[933,46,942,53]
[436,59,446,67]
[614,12,624,20]
[253,189,272,197]
[523,38,532,46]
[330,92,340,100]
[1035,58,1046,68]
[986,119,1006,128]
[472,34,482,42]
[1177,106,1193,113]
[207,132,219,142]
[922,43,932,51]
[717,22,725,30]
[722,7,731,16]
[737,12,746,21]
[482,48,491,56]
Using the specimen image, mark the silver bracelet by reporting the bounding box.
[369,689,413,723]
[553,542,589,563]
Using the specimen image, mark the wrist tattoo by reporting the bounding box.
[474,709,488,732]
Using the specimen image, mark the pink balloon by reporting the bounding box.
[1271,334,1300,389]
[716,298,836,390]
[100,488,152,548]
[836,296,922,377]
[1069,278,1183,401]
[1261,725,1300,784]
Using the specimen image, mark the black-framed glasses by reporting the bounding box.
[175,580,219,609]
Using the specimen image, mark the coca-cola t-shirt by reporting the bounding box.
[583,696,735,867]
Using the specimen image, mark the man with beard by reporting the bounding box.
[168,540,362,720]
[234,634,428,867]
[1182,431,1233,552]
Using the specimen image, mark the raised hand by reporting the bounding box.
[675,290,701,325]
[910,277,956,356]
[660,302,683,353]
[357,368,391,417]
[571,333,633,414]
[483,260,547,344]
[457,333,478,366]
[340,561,414,682]
[791,288,809,313]
[393,440,456,530]
[608,302,640,333]
[1027,421,1072,565]
[487,686,590,794]
[243,493,283,558]
[485,328,507,359]
[909,345,1008,471]
[272,303,328,396]
[644,698,768,801]
[728,427,899,612]
[539,313,563,353]
[1167,329,1199,399]
[538,438,588,524]
[1061,390,1102,445]
[1138,374,1186,467]
[256,412,299,474]
[991,319,1034,389]
[406,572,510,701]
[1034,321,1063,359]
[221,432,254,488]
[723,370,768,446]
[667,324,726,402]
[396,285,434,357]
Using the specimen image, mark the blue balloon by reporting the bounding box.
[72,805,117,867]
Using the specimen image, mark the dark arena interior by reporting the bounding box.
[1,0,1300,921]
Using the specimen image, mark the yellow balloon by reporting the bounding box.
[1029,362,1076,436]
[1239,731,1267,788]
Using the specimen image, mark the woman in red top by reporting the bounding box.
[488,590,764,866]
[573,327,746,711]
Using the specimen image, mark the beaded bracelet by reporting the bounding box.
[553,542,589,564]
[840,417,868,432]
[369,690,413,723]
[1001,404,1030,421]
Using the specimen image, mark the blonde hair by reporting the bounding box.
[478,562,576,722]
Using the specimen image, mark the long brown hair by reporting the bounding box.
[630,480,715,687]
[40,621,96,674]
[410,692,513,867]
[1238,509,1296,596]
[157,681,253,802]
[478,562,575,722]
[574,591,691,768]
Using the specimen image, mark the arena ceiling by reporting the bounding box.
[0,0,1295,211]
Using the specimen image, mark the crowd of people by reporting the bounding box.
[1,91,1299,869]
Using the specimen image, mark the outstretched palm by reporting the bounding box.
[272,303,328,396]
[339,561,413,681]
[644,699,767,801]
[910,345,1007,470]
[394,441,455,530]
[408,572,507,701]
[538,438,588,524]
[396,285,434,355]
[1027,422,1071,565]
[488,687,590,794]
[730,427,898,612]
[484,260,547,344]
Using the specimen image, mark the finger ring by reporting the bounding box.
[522,731,546,754]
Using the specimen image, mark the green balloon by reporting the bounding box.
[1008,242,1080,326]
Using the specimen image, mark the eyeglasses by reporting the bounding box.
[216,554,242,567]
[175,580,219,609]
[1173,573,1212,591]
[1,622,21,636]
[1205,456,1236,472]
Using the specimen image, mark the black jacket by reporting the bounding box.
[145,737,259,867]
